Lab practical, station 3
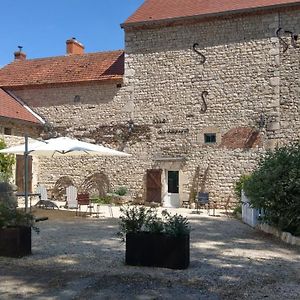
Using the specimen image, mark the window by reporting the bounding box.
[204,133,216,144]
[73,95,81,103]
[4,127,12,135]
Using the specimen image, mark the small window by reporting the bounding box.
[74,95,81,103]
[204,133,216,144]
[4,127,12,135]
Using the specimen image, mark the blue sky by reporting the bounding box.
[0,0,144,67]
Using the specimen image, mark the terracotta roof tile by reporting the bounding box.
[123,0,300,25]
[0,89,42,124]
[0,50,124,87]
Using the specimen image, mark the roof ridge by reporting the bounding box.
[7,49,124,64]
[0,49,124,87]
[123,0,300,26]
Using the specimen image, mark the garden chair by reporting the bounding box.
[66,186,78,209]
[76,192,90,216]
[35,184,59,209]
[196,192,210,214]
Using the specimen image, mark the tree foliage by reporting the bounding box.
[0,139,15,182]
[243,142,300,236]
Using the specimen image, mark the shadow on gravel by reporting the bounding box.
[0,213,299,299]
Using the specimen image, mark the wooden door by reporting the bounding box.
[146,169,162,203]
[15,155,32,193]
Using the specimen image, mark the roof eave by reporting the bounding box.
[0,115,44,126]
[121,1,300,29]
[1,76,124,90]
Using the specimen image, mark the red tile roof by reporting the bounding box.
[0,50,124,88]
[123,0,300,26]
[0,89,42,124]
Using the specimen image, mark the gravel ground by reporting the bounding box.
[0,206,299,299]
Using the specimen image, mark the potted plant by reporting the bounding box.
[118,206,190,269]
[0,182,39,258]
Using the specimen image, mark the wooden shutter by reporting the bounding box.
[146,169,162,203]
[15,155,32,193]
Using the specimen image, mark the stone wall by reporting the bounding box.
[278,10,300,142]
[0,118,41,138]
[6,8,300,207]
[122,9,299,207]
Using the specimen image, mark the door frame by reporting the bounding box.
[163,169,180,208]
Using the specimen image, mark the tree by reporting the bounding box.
[243,142,300,236]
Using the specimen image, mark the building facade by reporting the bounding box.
[0,1,299,207]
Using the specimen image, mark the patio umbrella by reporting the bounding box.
[0,136,131,157]
[0,136,131,210]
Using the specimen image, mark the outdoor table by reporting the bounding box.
[16,193,41,212]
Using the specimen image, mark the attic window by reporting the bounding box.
[204,133,216,144]
[4,127,12,135]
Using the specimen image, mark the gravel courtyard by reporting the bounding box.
[0,207,299,299]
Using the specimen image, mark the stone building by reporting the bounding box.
[0,1,299,207]
[0,87,43,137]
[0,84,44,193]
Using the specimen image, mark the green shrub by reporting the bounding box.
[0,203,39,233]
[0,139,15,182]
[162,210,190,237]
[232,203,242,216]
[114,186,128,196]
[91,195,112,204]
[118,206,150,240]
[144,210,164,234]
[234,174,251,201]
[118,206,190,240]
[244,142,300,236]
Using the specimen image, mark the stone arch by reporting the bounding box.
[52,176,74,201]
[80,172,110,197]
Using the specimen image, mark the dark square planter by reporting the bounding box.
[0,226,31,258]
[126,232,189,269]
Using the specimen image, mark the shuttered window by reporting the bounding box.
[146,169,162,203]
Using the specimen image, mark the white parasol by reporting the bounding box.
[0,136,131,210]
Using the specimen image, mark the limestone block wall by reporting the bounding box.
[6,9,299,207]
[9,82,132,129]
[0,119,41,138]
[122,9,300,206]
[278,10,300,142]
[8,82,146,199]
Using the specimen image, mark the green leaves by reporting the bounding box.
[118,206,190,240]
[161,210,190,237]
[0,139,15,182]
[243,142,300,236]
[0,203,39,233]
[114,186,128,196]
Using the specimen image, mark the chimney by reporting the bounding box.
[14,46,26,60]
[66,37,84,55]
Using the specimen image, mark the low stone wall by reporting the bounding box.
[257,223,300,247]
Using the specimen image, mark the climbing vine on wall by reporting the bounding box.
[82,124,151,149]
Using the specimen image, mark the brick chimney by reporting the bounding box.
[66,37,84,55]
[14,46,26,60]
